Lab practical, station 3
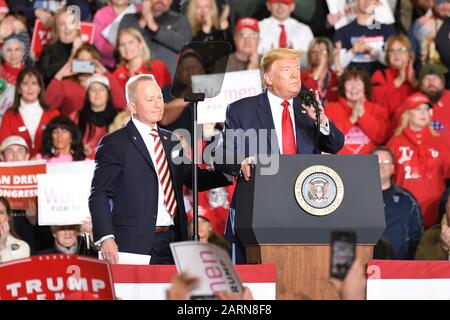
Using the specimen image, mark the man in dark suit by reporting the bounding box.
[89,74,231,265]
[214,48,345,263]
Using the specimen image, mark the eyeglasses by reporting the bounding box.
[387,48,408,54]
[378,160,393,165]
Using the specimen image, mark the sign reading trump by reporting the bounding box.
[0,255,115,300]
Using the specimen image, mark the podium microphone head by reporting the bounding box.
[299,90,319,110]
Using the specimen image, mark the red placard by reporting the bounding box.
[31,20,96,60]
[0,161,46,210]
[0,255,115,300]
[30,20,52,61]
[79,22,95,44]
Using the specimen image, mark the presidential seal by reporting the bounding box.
[294,165,344,216]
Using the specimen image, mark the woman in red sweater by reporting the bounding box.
[0,36,25,85]
[45,43,126,122]
[301,37,339,104]
[325,68,389,154]
[0,68,59,157]
[371,35,418,120]
[78,74,117,160]
[387,93,450,229]
[113,28,172,91]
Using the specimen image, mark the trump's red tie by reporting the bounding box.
[150,127,177,216]
[279,24,287,48]
[281,100,296,154]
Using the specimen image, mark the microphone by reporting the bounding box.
[298,89,319,111]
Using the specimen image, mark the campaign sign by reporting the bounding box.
[192,70,263,124]
[31,20,95,60]
[37,173,92,226]
[170,241,243,296]
[326,0,394,30]
[0,255,115,300]
[0,160,46,210]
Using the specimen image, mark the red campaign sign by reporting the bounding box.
[0,255,115,300]
[0,161,46,211]
[31,20,96,60]
[30,20,52,61]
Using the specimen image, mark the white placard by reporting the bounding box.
[170,241,243,296]
[192,70,263,124]
[101,4,137,46]
[47,160,95,177]
[98,252,151,265]
[326,0,395,30]
[37,174,92,226]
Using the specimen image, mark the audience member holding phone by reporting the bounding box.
[36,7,82,86]
[45,44,126,122]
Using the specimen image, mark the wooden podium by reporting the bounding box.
[246,245,373,300]
[234,155,385,300]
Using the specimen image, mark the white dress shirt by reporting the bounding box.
[131,117,174,227]
[258,16,314,67]
[267,90,330,153]
[95,117,174,246]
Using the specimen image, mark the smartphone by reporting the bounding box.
[330,231,356,279]
[72,60,95,74]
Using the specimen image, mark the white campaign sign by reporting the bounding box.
[192,70,262,124]
[170,241,243,296]
[326,0,395,30]
[37,174,92,226]
[101,4,137,46]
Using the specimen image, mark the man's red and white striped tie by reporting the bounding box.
[150,127,177,216]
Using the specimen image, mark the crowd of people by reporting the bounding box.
[0,0,450,299]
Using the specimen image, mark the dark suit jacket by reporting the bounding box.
[89,120,231,255]
[214,90,345,176]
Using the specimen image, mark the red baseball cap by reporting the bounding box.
[403,93,432,111]
[188,206,214,224]
[234,17,259,34]
[268,0,294,5]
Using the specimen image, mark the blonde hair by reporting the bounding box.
[125,74,156,104]
[51,7,80,43]
[261,48,303,74]
[186,0,219,37]
[385,34,414,67]
[117,28,153,69]
[108,110,132,133]
[394,109,438,136]
[307,37,334,70]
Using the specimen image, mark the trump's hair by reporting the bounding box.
[260,48,303,75]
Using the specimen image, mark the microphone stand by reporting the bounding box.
[314,103,321,154]
[184,93,205,242]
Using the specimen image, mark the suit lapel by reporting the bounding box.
[125,121,156,172]
[256,91,278,154]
